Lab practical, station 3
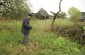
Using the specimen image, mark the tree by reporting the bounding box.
[0,0,31,20]
[68,7,82,22]
[50,0,63,30]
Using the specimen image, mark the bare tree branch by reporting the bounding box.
[51,0,63,31]
[50,11,56,15]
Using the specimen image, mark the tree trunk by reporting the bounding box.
[51,0,63,31]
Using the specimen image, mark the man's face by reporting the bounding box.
[27,16,32,19]
[27,16,31,20]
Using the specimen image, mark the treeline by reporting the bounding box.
[0,0,31,20]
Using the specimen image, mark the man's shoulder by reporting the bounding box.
[23,18,29,21]
[23,18,28,20]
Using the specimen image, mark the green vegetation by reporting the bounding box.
[0,19,85,55]
[68,7,82,22]
[0,0,30,20]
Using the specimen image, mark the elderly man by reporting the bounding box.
[21,14,32,46]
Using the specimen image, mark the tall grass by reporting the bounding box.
[0,19,85,55]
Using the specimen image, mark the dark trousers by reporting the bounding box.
[23,35,28,46]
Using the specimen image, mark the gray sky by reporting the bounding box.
[29,0,85,14]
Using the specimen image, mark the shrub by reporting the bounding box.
[52,37,81,55]
[52,24,84,43]
[68,7,82,22]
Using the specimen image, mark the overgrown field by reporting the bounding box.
[0,19,85,55]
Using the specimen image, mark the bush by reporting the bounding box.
[52,37,81,55]
[52,24,84,43]
[68,7,82,22]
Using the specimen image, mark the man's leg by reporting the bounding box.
[23,35,28,46]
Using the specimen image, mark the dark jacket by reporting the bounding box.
[21,18,32,35]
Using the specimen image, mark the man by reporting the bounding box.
[21,14,32,46]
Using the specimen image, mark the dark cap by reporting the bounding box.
[28,13,32,17]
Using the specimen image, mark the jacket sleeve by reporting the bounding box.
[24,20,32,29]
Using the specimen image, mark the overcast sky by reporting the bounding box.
[29,0,85,14]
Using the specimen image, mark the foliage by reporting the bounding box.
[68,7,82,22]
[0,0,31,20]
[51,19,85,43]
[53,37,81,55]
[0,19,85,55]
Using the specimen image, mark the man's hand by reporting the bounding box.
[30,26,32,29]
